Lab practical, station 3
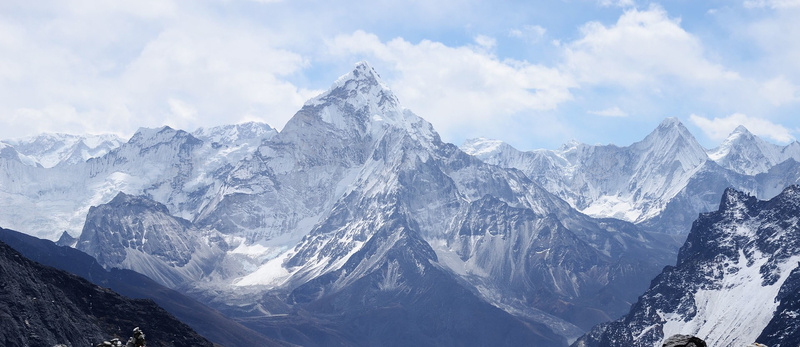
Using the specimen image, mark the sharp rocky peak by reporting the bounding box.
[645,117,697,143]
[718,187,758,212]
[303,61,404,122]
[279,61,436,146]
[722,125,761,145]
[732,124,752,135]
[628,117,707,169]
[307,61,395,103]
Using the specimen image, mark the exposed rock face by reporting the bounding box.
[77,192,227,288]
[662,334,707,347]
[573,186,800,347]
[0,238,213,347]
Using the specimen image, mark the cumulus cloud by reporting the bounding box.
[0,0,317,139]
[689,113,795,143]
[564,5,739,87]
[760,76,800,105]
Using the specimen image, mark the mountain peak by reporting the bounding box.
[332,60,388,93]
[306,61,397,108]
[636,117,704,156]
[718,187,757,212]
[288,61,440,143]
[658,117,682,128]
[648,117,692,138]
[732,124,752,136]
[707,124,788,175]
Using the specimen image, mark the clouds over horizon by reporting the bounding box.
[0,0,799,149]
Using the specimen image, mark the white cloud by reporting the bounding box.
[0,0,318,139]
[589,106,628,117]
[325,30,576,141]
[689,113,795,143]
[564,5,739,87]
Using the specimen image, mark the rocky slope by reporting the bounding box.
[573,185,800,347]
[0,238,213,347]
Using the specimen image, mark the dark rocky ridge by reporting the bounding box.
[0,237,213,347]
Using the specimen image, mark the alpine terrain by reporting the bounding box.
[573,185,800,347]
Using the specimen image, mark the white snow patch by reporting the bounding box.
[660,250,800,346]
[582,195,642,222]
[233,251,292,287]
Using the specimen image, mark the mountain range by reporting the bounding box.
[463,119,800,234]
[2,62,800,346]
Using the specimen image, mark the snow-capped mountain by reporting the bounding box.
[709,125,800,176]
[573,185,800,347]
[463,118,708,224]
[2,133,123,168]
[463,120,800,234]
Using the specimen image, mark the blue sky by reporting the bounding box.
[1,0,799,150]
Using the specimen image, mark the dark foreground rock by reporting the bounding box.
[0,239,213,347]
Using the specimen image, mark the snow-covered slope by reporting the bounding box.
[574,186,800,347]
[2,133,123,168]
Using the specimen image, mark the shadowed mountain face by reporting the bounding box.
[0,227,281,347]
[0,236,213,347]
[574,185,800,347]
